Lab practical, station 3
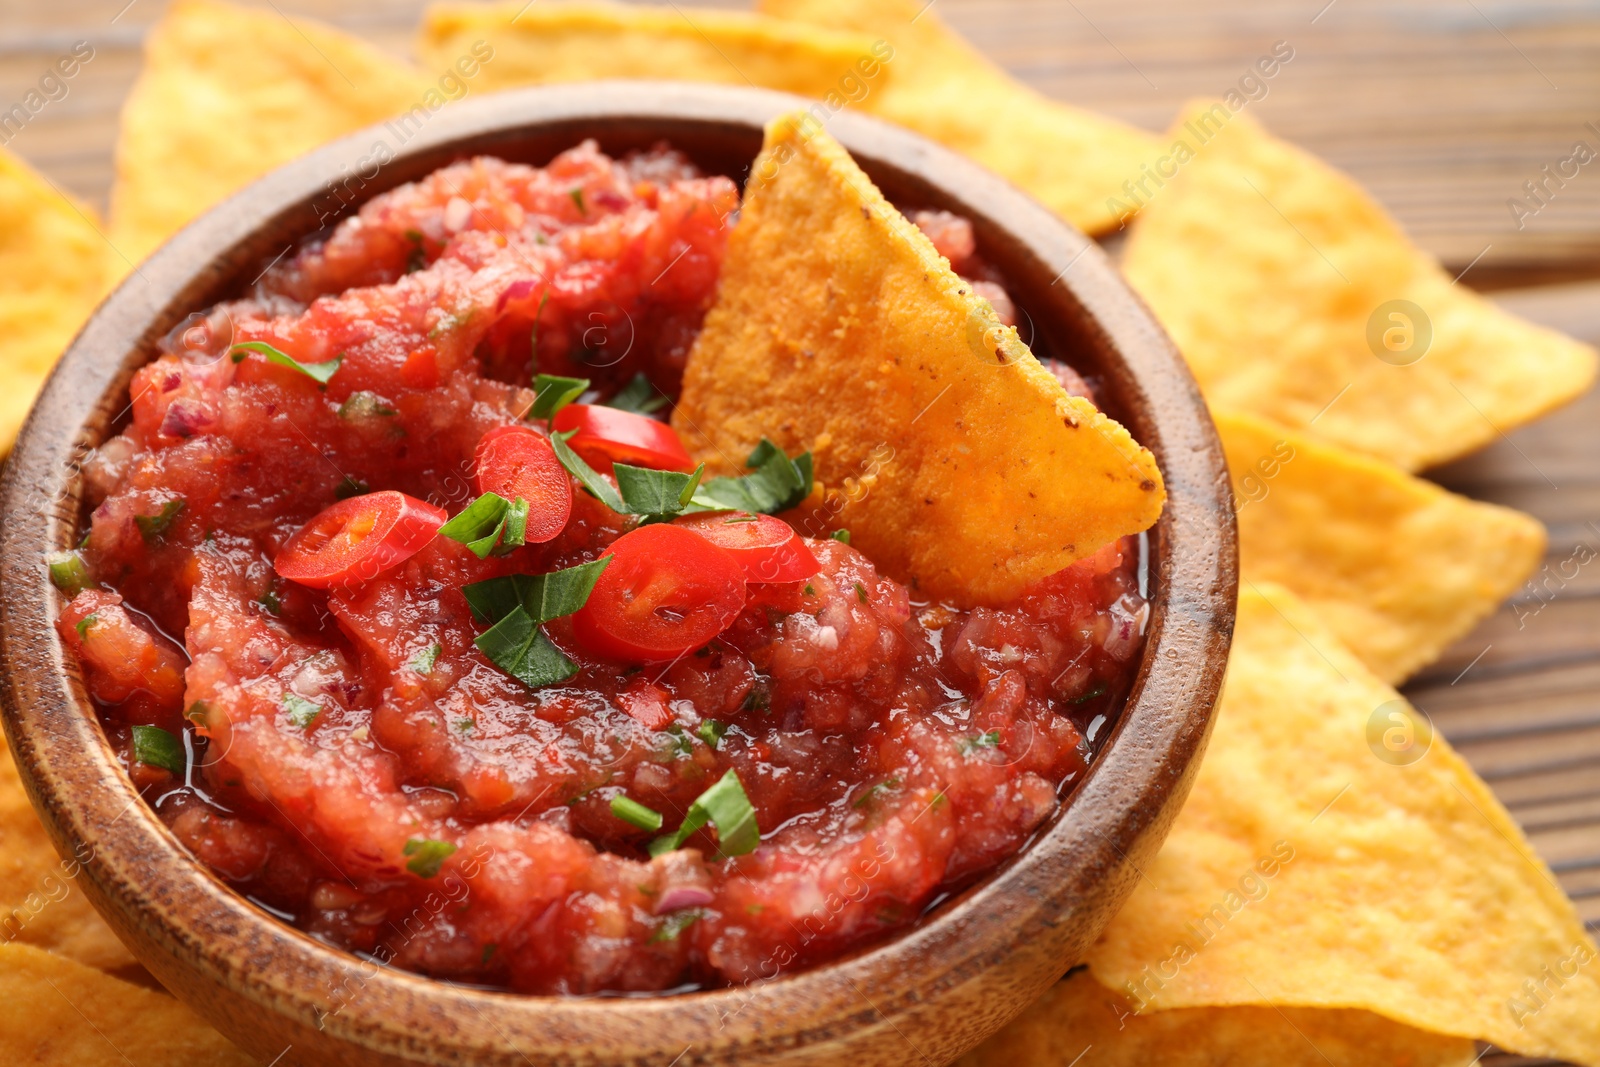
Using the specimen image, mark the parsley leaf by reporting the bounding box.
[403,838,456,878]
[229,342,342,385]
[605,373,669,415]
[131,725,184,774]
[691,439,813,515]
[530,374,589,421]
[474,606,579,689]
[461,558,611,626]
[648,769,760,859]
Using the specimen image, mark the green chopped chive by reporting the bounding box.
[569,187,586,214]
[648,769,760,859]
[461,558,611,626]
[697,720,728,748]
[403,838,457,878]
[854,581,868,603]
[46,550,92,594]
[74,614,98,639]
[1071,683,1109,705]
[605,373,669,415]
[961,730,1002,754]
[610,795,664,832]
[831,528,851,545]
[134,500,185,543]
[282,693,322,729]
[337,391,396,419]
[530,374,589,421]
[408,643,442,674]
[474,606,579,690]
[689,438,812,515]
[131,725,184,775]
[335,475,370,501]
[649,910,700,943]
[229,342,342,385]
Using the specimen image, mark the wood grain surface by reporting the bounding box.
[1,1,1597,1064]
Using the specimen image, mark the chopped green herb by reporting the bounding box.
[740,685,770,713]
[550,429,626,512]
[131,725,184,774]
[961,730,1002,754]
[610,795,664,832]
[605,373,669,415]
[337,391,396,419]
[1071,683,1109,705]
[74,614,98,639]
[569,187,586,214]
[480,942,498,966]
[474,606,579,690]
[649,910,701,943]
[258,583,281,615]
[648,769,760,859]
[46,550,92,594]
[403,229,427,273]
[403,838,457,878]
[335,475,370,501]
[229,341,342,385]
[697,720,728,748]
[614,462,704,518]
[134,500,185,543]
[454,718,474,734]
[408,643,442,674]
[438,492,528,558]
[854,581,868,603]
[802,583,816,597]
[690,438,812,515]
[831,528,852,545]
[184,701,210,727]
[530,374,589,421]
[853,777,901,808]
[282,693,322,729]
[461,558,611,626]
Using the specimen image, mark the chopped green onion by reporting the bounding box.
[229,342,342,385]
[961,730,1001,754]
[134,500,185,543]
[131,725,184,774]
[649,910,700,943]
[854,581,868,603]
[615,462,704,518]
[461,558,611,626]
[690,438,813,515]
[403,838,457,878]
[1071,683,1109,705]
[530,374,589,421]
[46,550,92,594]
[282,693,321,729]
[605,373,669,415]
[648,769,760,859]
[697,720,727,748]
[550,429,626,512]
[407,643,442,674]
[610,795,664,832]
[337,391,396,419]
[502,497,529,547]
[831,528,851,545]
[74,614,97,639]
[474,606,578,689]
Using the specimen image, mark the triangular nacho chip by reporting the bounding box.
[1219,409,1545,683]
[1123,102,1597,471]
[417,2,886,100]
[0,148,107,452]
[958,968,1477,1067]
[1086,583,1600,1065]
[673,114,1164,605]
[0,942,252,1065]
[759,0,1161,235]
[108,0,426,269]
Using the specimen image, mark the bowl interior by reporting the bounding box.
[0,82,1235,1067]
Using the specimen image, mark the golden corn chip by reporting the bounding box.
[1219,409,1545,683]
[0,148,107,453]
[417,2,886,100]
[108,0,426,269]
[1087,583,1600,1065]
[673,114,1164,605]
[1,735,137,976]
[1123,102,1597,472]
[0,942,252,1065]
[958,967,1478,1067]
[758,0,1161,235]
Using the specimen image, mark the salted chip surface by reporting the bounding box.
[1,736,138,975]
[957,967,1477,1067]
[0,942,252,1065]
[0,149,108,453]
[759,0,1160,235]
[1087,583,1600,1065]
[418,2,885,100]
[1123,102,1597,471]
[108,0,425,269]
[673,114,1165,605]
[1219,409,1545,683]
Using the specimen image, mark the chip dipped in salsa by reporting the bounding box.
[46,137,1154,994]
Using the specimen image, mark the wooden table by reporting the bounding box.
[2,2,1597,1064]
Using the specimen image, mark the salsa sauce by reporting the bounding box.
[52,143,1149,994]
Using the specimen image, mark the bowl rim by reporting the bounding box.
[0,81,1236,1065]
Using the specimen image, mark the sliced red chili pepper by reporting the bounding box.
[552,404,694,473]
[474,426,573,544]
[572,525,746,663]
[673,511,819,583]
[276,491,445,589]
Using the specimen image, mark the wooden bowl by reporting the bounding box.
[0,83,1235,1067]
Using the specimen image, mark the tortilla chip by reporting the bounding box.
[0,733,137,975]
[0,149,108,453]
[108,0,426,269]
[958,967,1478,1067]
[673,114,1164,605]
[1220,409,1545,683]
[1123,102,1597,472]
[417,2,885,100]
[1086,582,1600,1065]
[758,0,1161,235]
[0,942,252,1065]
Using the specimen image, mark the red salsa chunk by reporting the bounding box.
[51,143,1148,994]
